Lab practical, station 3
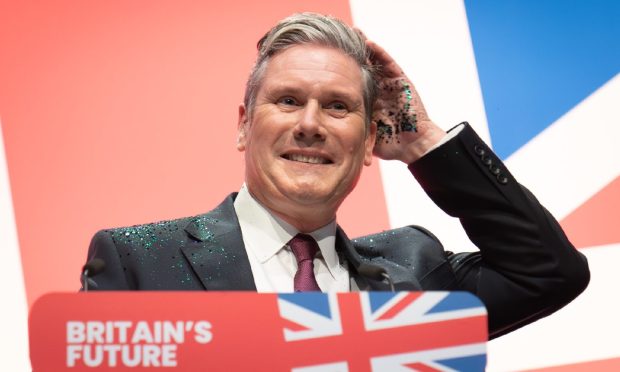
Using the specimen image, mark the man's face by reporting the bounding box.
[237,44,375,226]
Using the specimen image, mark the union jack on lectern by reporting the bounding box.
[278,292,487,371]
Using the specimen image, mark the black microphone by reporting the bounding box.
[81,258,105,291]
[357,263,395,292]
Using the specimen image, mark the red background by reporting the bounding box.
[0,1,389,308]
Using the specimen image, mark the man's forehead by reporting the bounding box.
[260,45,364,94]
[267,44,359,68]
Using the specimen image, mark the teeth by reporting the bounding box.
[286,154,328,164]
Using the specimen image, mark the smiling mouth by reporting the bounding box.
[282,153,332,164]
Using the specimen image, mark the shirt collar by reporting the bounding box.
[233,184,341,278]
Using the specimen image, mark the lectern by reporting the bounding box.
[30,292,487,371]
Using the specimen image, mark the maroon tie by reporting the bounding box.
[289,234,321,292]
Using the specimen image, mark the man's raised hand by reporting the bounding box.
[366,40,446,164]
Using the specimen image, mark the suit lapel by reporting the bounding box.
[180,194,257,290]
[335,226,382,291]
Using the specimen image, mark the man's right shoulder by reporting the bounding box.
[96,215,196,248]
[94,192,239,249]
[84,193,241,290]
[86,215,208,290]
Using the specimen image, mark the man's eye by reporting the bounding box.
[278,97,298,106]
[326,102,348,112]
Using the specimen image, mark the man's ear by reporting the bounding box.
[364,121,377,166]
[237,104,248,152]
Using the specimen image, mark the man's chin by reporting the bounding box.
[274,182,342,206]
[283,188,333,205]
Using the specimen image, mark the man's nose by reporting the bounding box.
[294,101,326,143]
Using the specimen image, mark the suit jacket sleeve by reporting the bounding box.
[409,122,590,338]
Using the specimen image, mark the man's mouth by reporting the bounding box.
[282,153,332,164]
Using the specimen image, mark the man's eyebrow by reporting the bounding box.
[267,84,361,101]
[325,91,362,104]
[265,84,306,97]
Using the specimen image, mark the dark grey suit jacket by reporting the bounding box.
[84,123,590,338]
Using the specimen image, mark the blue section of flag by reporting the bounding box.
[439,354,487,371]
[465,0,620,159]
[367,292,400,313]
[426,292,484,314]
[278,293,331,318]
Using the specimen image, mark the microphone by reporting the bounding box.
[357,263,395,292]
[81,258,105,291]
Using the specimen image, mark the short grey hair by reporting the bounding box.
[243,13,376,126]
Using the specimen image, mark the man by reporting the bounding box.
[83,13,589,339]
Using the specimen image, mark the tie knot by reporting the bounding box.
[289,233,319,263]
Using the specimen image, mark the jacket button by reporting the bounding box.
[497,174,508,184]
[481,155,492,166]
[489,164,501,175]
[474,145,485,156]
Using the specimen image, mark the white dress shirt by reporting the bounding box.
[233,185,350,292]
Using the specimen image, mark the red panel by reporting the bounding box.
[30,292,486,370]
[561,176,620,249]
[0,1,389,307]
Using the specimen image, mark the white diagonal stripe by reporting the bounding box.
[350,0,490,253]
[505,73,620,220]
[0,118,31,371]
[280,293,342,341]
[487,243,620,371]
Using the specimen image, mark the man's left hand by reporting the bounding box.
[366,40,446,164]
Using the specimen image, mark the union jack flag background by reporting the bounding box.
[278,292,487,371]
[1,0,618,370]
